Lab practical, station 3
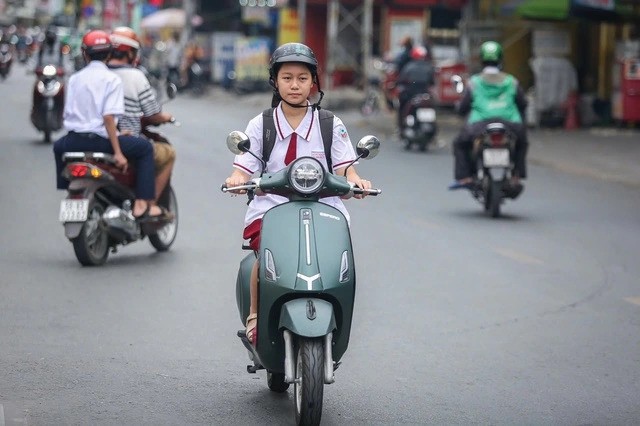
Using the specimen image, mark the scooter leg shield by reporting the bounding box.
[279,298,336,337]
[236,252,256,323]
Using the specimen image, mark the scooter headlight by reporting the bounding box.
[288,157,325,195]
[42,65,57,77]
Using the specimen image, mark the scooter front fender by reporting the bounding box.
[279,298,336,338]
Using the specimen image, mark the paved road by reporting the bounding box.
[1,65,640,425]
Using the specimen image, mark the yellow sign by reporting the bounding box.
[278,8,300,46]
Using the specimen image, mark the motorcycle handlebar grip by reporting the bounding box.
[221,182,257,193]
[353,187,382,196]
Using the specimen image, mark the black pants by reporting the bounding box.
[53,132,156,199]
[397,85,426,130]
[453,119,528,180]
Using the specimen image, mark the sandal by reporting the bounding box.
[135,204,174,222]
[245,313,258,345]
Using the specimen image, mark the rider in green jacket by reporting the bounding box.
[451,41,529,193]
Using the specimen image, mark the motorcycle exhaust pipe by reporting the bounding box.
[283,329,296,384]
[324,332,335,384]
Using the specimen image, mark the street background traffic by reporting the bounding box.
[1,59,640,424]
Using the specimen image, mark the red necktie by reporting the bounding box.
[284,132,297,165]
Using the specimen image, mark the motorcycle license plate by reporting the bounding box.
[59,199,89,222]
[416,108,436,122]
[483,149,510,167]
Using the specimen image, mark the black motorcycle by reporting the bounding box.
[398,88,438,151]
[58,150,178,266]
[468,122,521,218]
[31,64,65,143]
[0,42,13,80]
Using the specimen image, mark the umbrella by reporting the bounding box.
[141,8,201,30]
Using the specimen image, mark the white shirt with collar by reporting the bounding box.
[233,102,358,227]
[63,60,124,138]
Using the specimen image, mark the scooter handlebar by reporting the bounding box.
[220,182,258,193]
[351,186,382,196]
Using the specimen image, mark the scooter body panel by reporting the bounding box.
[237,200,356,373]
[278,298,336,337]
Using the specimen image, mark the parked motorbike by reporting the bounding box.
[187,61,206,96]
[381,61,399,111]
[58,111,179,266]
[0,42,13,80]
[397,88,438,151]
[468,122,521,218]
[31,64,65,143]
[222,131,381,425]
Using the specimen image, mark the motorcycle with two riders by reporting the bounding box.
[57,84,179,266]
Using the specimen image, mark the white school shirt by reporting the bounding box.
[233,103,357,228]
[63,61,124,138]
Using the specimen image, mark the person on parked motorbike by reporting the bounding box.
[165,31,182,88]
[224,42,373,345]
[181,38,204,90]
[450,41,528,193]
[108,26,177,206]
[395,45,435,131]
[53,29,169,220]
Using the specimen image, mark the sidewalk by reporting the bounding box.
[207,86,640,188]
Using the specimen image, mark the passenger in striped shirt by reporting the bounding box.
[108,27,177,205]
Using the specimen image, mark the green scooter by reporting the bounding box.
[222,131,381,425]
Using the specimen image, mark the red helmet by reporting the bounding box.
[410,45,428,60]
[81,30,112,56]
[110,26,140,52]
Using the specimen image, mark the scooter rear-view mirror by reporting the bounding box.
[226,131,251,155]
[356,135,380,159]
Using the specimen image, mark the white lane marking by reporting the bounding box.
[0,403,5,426]
[494,248,544,265]
[625,297,640,306]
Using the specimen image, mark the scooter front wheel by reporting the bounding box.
[294,337,324,426]
[267,370,289,393]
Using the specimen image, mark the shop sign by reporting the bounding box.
[234,37,271,82]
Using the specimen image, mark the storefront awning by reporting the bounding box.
[516,0,570,21]
[507,0,640,22]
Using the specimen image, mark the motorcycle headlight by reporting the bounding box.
[42,65,57,77]
[288,157,325,195]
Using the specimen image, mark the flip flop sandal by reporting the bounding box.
[136,205,174,222]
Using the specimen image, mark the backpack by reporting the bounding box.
[261,108,334,173]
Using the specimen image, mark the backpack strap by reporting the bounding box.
[261,108,276,173]
[262,107,335,173]
[318,109,334,172]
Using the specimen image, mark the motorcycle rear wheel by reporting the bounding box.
[294,337,324,426]
[488,180,502,218]
[43,110,53,143]
[149,186,178,251]
[72,203,109,266]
